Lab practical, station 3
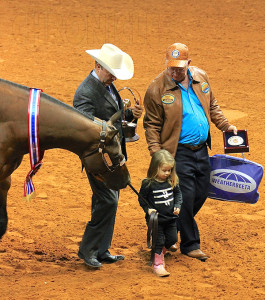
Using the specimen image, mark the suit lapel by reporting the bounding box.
[88,73,119,110]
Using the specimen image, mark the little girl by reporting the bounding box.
[138,149,182,277]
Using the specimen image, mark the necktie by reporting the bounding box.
[106,86,119,108]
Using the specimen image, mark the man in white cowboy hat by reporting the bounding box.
[73,44,142,268]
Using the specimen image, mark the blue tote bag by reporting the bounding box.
[208,155,264,204]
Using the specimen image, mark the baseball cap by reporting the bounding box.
[165,43,189,68]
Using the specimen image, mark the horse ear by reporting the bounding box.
[107,129,119,141]
[108,110,122,126]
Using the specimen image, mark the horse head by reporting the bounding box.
[81,111,130,190]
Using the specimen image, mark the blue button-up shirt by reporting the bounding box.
[177,69,209,146]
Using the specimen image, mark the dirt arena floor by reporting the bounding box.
[0,0,265,299]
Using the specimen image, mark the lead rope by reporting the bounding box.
[128,183,158,265]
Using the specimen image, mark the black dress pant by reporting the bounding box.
[175,144,211,254]
[78,171,119,259]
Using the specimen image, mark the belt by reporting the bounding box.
[179,143,205,151]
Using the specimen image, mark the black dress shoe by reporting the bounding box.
[78,251,102,268]
[98,252,125,264]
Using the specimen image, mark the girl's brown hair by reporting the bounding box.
[146,149,179,188]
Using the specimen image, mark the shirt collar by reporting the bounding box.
[92,69,99,80]
[188,68,200,84]
[187,68,193,80]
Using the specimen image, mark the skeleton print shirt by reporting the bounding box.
[138,179,182,222]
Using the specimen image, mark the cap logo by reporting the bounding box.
[172,50,180,59]
[161,93,175,104]
[201,82,209,93]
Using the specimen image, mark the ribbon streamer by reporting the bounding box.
[24,88,44,200]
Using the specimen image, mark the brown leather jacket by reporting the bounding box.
[143,66,231,156]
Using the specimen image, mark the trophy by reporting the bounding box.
[118,87,142,142]
[223,129,249,154]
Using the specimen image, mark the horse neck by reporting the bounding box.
[38,96,100,156]
[0,81,100,157]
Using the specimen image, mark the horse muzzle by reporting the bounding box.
[103,164,130,190]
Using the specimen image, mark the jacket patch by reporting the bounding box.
[161,94,175,104]
[201,82,209,93]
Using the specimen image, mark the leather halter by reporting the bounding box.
[82,120,125,172]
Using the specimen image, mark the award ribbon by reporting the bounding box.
[24,88,44,200]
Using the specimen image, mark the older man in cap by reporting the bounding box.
[143,43,237,261]
[73,44,142,268]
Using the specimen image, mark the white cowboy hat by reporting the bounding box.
[86,44,134,80]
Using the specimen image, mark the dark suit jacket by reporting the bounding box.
[73,72,134,159]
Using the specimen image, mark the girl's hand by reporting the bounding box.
[148,208,157,215]
[173,208,180,215]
